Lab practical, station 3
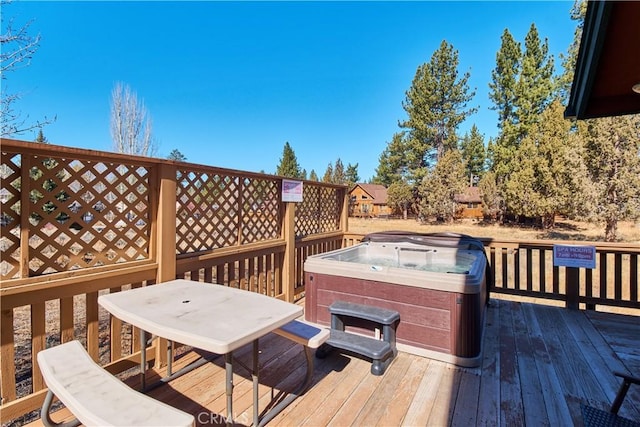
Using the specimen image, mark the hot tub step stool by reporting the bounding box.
[317,301,400,376]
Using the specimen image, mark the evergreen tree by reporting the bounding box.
[399,40,477,168]
[300,169,307,180]
[345,163,360,187]
[503,101,582,228]
[333,158,346,184]
[322,163,333,183]
[167,149,187,161]
[309,169,319,181]
[580,114,640,241]
[515,24,555,137]
[387,180,413,219]
[459,125,486,180]
[489,29,521,131]
[478,171,502,223]
[417,149,467,223]
[276,142,302,178]
[373,132,407,186]
[558,1,587,103]
[34,128,48,143]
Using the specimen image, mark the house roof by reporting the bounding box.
[351,183,388,205]
[565,1,640,119]
[454,186,482,203]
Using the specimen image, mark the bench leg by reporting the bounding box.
[258,345,316,427]
[40,390,81,427]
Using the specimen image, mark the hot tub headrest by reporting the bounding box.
[362,231,485,252]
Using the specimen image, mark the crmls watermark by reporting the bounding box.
[196,411,249,425]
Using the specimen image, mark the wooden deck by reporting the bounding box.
[28,299,640,426]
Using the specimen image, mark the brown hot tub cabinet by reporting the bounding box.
[304,232,488,367]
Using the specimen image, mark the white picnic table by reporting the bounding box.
[98,279,303,426]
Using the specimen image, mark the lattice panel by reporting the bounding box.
[1,152,22,279]
[176,170,242,253]
[18,155,150,277]
[239,177,280,244]
[295,185,341,237]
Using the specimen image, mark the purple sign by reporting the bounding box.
[553,245,596,269]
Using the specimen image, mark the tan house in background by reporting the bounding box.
[454,186,483,219]
[349,183,392,218]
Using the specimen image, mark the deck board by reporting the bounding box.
[24,298,640,427]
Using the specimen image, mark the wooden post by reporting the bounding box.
[340,187,349,233]
[281,202,296,302]
[154,163,177,367]
[566,267,580,310]
[155,163,177,283]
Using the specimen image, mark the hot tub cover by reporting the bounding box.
[362,231,485,252]
[362,231,492,289]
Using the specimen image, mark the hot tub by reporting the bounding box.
[304,232,488,367]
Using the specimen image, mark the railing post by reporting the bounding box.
[340,187,349,233]
[155,163,177,283]
[566,267,580,310]
[281,202,296,302]
[154,163,177,367]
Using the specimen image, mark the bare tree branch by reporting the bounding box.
[110,82,157,156]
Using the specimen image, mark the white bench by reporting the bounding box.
[253,319,328,427]
[273,318,330,349]
[37,340,194,427]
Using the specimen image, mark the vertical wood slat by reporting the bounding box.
[539,249,546,293]
[266,254,273,296]
[228,261,236,287]
[86,291,99,362]
[109,287,122,362]
[514,248,520,290]
[19,156,31,278]
[131,282,142,354]
[30,302,45,392]
[216,265,225,285]
[502,248,508,289]
[239,259,247,290]
[614,254,622,301]
[553,266,560,295]
[204,267,213,284]
[1,308,16,402]
[526,248,533,292]
[258,256,265,294]
[489,247,496,290]
[630,254,638,303]
[599,253,608,300]
[248,258,256,292]
[275,252,282,297]
[60,297,74,343]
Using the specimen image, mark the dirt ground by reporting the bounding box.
[346,217,640,244]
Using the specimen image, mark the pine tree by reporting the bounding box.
[399,40,477,167]
[515,24,555,137]
[333,158,346,184]
[34,128,48,143]
[276,142,302,178]
[345,163,360,187]
[322,163,333,183]
[580,114,640,241]
[459,125,486,180]
[387,180,413,219]
[417,149,467,223]
[167,149,187,161]
[558,1,587,103]
[489,29,521,131]
[373,132,407,186]
[309,170,319,181]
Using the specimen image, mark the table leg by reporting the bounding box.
[225,352,233,426]
[253,339,259,427]
[140,329,146,391]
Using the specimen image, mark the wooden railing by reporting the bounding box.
[1,139,638,424]
[341,233,640,311]
[0,139,348,423]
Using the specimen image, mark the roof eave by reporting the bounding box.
[565,1,613,120]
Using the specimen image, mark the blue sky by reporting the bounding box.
[5,1,577,180]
